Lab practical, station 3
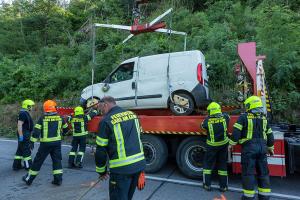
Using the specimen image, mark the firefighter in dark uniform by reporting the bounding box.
[13,99,35,170]
[67,106,98,168]
[95,96,146,200]
[23,100,69,186]
[229,96,274,200]
[202,102,230,192]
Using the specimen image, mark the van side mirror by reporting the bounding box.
[102,83,110,92]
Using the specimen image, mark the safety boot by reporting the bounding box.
[22,174,34,186]
[13,160,23,171]
[51,179,62,186]
[52,174,62,186]
[219,187,228,192]
[203,184,211,191]
[76,162,83,169]
[68,162,76,168]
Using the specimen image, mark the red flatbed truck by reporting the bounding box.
[57,42,299,179]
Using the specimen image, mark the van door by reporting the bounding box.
[136,55,169,108]
[103,61,137,108]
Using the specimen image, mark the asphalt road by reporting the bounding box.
[1,138,299,200]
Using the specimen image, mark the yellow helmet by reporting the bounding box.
[207,102,222,115]
[244,96,263,111]
[22,99,35,110]
[74,106,84,116]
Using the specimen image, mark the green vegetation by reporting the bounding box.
[0,0,299,124]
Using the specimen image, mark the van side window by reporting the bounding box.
[109,62,134,83]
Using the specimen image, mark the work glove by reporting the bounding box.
[137,171,146,190]
[18,135,24,142]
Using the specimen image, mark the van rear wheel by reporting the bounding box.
[169,93,195,116]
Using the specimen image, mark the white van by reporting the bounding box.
[80,50,210,115]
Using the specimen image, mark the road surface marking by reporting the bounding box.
[146,176,300,200]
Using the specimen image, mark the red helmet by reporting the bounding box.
[43,100,57,113]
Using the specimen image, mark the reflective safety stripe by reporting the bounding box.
[73,131,88,137]
[267,128,272,134]
[35,124,42,129]
[43,121,49,140]
[223,120,228,141]
[80,121,85,134]
[78,151,84,156]
[53,169,63,174]
[23,156,32,161]
[135,119,144,153]
[86,115,91,121]
[203,169,212,174]
[110,152,144,168]
[40,136,61,142]
[206,138,229,146]
[233,123,243,130]
[258,187,271,195]
[263,118,267,140]
[239,118,253,144]
[218,170,228,176]
[229,139,237,145]
[243,189,255,197]
[30,137,38,142]
[69,152,76,156]
[62,123,68,129]
[268,145,274,151]
[14,156,23,160]
[96,136,108,146]
[29,169,38,176]
[96,165,106,173]
[208,123,215,143]
[247,118,253,139]
[113,123,126,159]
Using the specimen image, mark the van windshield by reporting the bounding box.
[109,62,134,83]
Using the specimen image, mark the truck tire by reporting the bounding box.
[169,93,195,116]
[176,136,206,179]
[141,134,168,173]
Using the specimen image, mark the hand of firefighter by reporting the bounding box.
[137,171,146,190]
[98,172,109,181]
[268,147,274,156]
[18,135,24,142]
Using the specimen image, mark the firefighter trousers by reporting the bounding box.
[25,142,63,184]
[241,139,271,200]
[68,136,86,166]
[109,172,140,200]
[203,143,228,189]
[13,132,32,170]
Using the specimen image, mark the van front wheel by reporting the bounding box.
[169,93,195,116]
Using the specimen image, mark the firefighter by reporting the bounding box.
[229,96,274,200]
[201,102,230,192]
[67,106,98,168]
[13,99,35,170]
[95,96,146,200]
[22,100,69,186]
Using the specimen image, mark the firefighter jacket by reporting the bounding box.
[31,113,69,143]
[202,113,230,146]
[67,110,98,137]
[230,112,274,149]
[18,109,34,134]
[95,106,145,175]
